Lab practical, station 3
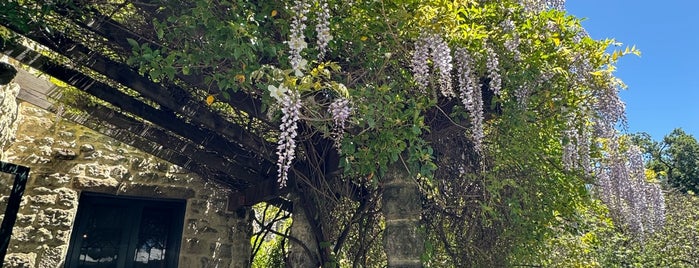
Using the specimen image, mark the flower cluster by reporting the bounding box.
[430,34,454,98]
[499,19,516,32]
[596,139,666,235]
[314,0,332,59]
[562,118,579,171]
[485,45,501,96]
[520,0,566,13]
[514,84,531,107]
[504,35,521,61]
[410,33,431,91]
[455,48,484,152]
[276,90,302,188]
[593,82,626,138]
[329,97,351,150]
[288,0,311,76]
[560,112,592,174]
[410,32,455,97]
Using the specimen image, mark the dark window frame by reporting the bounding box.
[64,192,186,268]
[0,161,30,263]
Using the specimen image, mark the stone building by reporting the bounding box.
[1,64,252,267]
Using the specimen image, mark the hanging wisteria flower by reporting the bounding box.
[314,0,332,59]
[520,0,566,13]
[410,32,455,97]
[329,97,351,150]
[504,35,521,61]
[514,84,531,108]
[455,48,484,152]
[268,83,289,102]
[288,0,311,76]
[595,138,666,235]
[485,45,502,96]
[288,36,308,52]
[562,117,579,171]
[410,33,430,91]
[276,90,302,188]
[499,19,516,32]
[593,81,626,138]
[429,34,455,98]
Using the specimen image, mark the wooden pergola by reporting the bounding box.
[0,2,342,211]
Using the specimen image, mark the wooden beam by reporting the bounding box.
[52,4,269,122]
[0,21,276,162]
[0,37,277,185]
[71,103,268,185]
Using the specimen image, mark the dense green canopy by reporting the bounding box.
[2,0,688,266]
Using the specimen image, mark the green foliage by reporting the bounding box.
[251,203,291,268]
[532,190,699,267]
[3,0,661,266]
[633,129,699,192]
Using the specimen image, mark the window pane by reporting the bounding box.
[133,207,172,268]
[76,205,126,268]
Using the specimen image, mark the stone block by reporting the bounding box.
[79,143,94,153]
[34,173,72,188]
[382,183,422,219]
[11,226,35,244]
[37,245,67,268]
[30,194,56,206]
[55,188,78,209]
[383,219,424,261]
[73,176,119,193]
[109,165,129,180]
[117,184,195,199]
[135,171,160,182]
[31,187,54,195]
[56,140,76,148]
[4,252,37,268]
[32,228,53,243]
[211,243,232,259]
[36,208,74,228]
[57,131,74,138]
[15,214,35,225]
[38,137,54,146]
[188,199,208,215]
[54,230,71,242]
[52,148,77,160]
[184,238,206,254]
[84,163,107,178]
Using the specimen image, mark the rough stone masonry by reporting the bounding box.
[1,102,253,268]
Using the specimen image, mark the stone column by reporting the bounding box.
[0,62,19,161]
[229,207,253,268]
[382,162,424,267]
[287,191,320,268]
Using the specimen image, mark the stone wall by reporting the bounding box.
[0,81,20,161]
[1,102,251,268]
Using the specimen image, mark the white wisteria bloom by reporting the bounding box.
[294,59,308,77]
[288,36,308,52]
[268,84,289,102]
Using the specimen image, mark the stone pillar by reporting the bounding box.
[287,192,320,268]
[0,62,19,161]
[229,207,253,268]
[382,162,424,267]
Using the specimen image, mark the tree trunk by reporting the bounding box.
[382,162,424,267]
[287,191,320,268]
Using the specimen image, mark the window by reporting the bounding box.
[0,161,30,262]
[65,193,185,268]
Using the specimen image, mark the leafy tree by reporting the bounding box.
[632,129,699,193]
[0,0,664,266]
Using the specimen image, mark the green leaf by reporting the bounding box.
[126,38,139,49]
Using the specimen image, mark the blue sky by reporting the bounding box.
[566,1,699,140]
